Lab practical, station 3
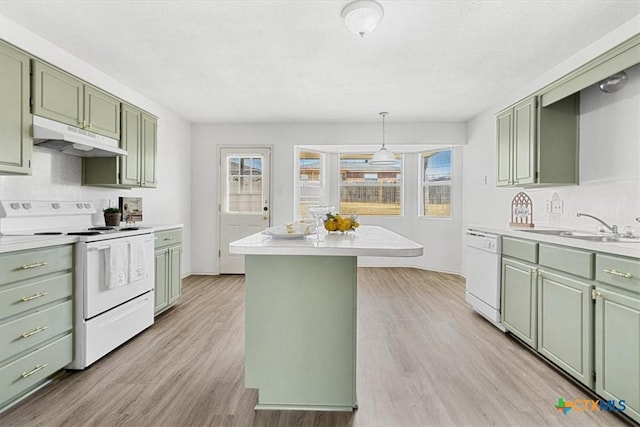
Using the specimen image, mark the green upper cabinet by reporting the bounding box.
[496,94,577,187]
[84,85,120,139]
[32,60,83,128]
[120,103,142,187]
[32,60,119,140]
[83,103,157,188]
[495,109,512,186]
[0,41,32,175]
[141,112,157,188]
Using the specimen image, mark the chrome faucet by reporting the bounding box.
[576,212,618,235]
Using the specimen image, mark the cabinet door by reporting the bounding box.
[141,113,157,188]
[84,85,120,139]
[512,96,537,185]
[32,61,83,128]
[120,103,142,187]
[595,286,640,423]
[537,270,593,387]
[154,249,168,315]
[502,257,537,348]
[0,42,31,175]
[168,246,182,305]
[496,109,512,186]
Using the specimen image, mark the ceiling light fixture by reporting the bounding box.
[599,71,628,93]
[371,112,396,165]
[341,0,384,38]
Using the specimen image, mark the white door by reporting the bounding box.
[219,147,271,274]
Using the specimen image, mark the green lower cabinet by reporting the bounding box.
[502,257,537,348]
[154,229,182,315]
[154,248,168,313]
[167,246,182,306]
[537,270,593,387]
[595,286,640,424]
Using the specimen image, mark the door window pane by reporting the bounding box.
[421,149,451,218]
[226,155,263,213]
[298,150,322,218]
[339,153,402,216]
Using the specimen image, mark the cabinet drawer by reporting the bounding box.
[0,300,73,363]
[154,229,182,249]
[538,244,594,279]
[0,246,72,284]
[0,273,73,321]
[502,237,538,263]
[0,334,72,407]
[596,254,640,293]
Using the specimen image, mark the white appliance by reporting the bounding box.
[0,201,154,369]
[32,115,127,157]
[465,229,505,331]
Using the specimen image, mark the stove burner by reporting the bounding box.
[67,231,102,236]
[34,232,64,235]
[88,226,115,231]
[119,227,139,231]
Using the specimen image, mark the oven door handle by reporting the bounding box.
[88,245,112,252]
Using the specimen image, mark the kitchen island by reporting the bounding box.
[230,225,423,411]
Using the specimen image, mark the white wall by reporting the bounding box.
[0,15,193,275]
[191,122,466,275]
[462,17,640,275]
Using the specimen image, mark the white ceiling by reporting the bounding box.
[1,1,638,123]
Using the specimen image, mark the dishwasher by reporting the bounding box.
[465,229,505,331]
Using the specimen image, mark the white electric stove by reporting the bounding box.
[0,200,155,369]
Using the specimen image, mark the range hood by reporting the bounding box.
[33,115,127,157]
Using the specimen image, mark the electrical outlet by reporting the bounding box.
[551,200,564,213]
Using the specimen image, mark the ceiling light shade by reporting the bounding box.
[599,71,628,93]
[371,112,396,165]
[341,0,384,37]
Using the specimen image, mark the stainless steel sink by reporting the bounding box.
[566,235,619,242]
[521,229,640,243]
[521,229,576,236]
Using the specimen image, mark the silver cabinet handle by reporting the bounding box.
[603,268,633,279]
[21,326,48,338]
[21,364,48,378]
[21,292,48,302]
[21,262,47,269]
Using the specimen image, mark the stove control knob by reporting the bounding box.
[84,203,91,209]
[10,202,21,210]
[77,203,84,209]
[52,203,60,209]
[22,203,32,210]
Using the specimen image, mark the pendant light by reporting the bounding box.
[370,112,396,165]
[341,0,384,38]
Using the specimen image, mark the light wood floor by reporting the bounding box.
[1,268,631,426]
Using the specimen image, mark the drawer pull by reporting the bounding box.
[21,261,48,269]
[21,326,48,338]
[603,268,633,279]
[21,364,48,378]
[163,237,175,241]
[21,292,48,302]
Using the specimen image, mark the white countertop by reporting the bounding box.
[0,235,79,253]
[144,223,184,232]
[468,224,640,259]
[229,225,424,257]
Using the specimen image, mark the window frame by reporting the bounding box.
[418,147,453,220]
[337,151,404,217]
